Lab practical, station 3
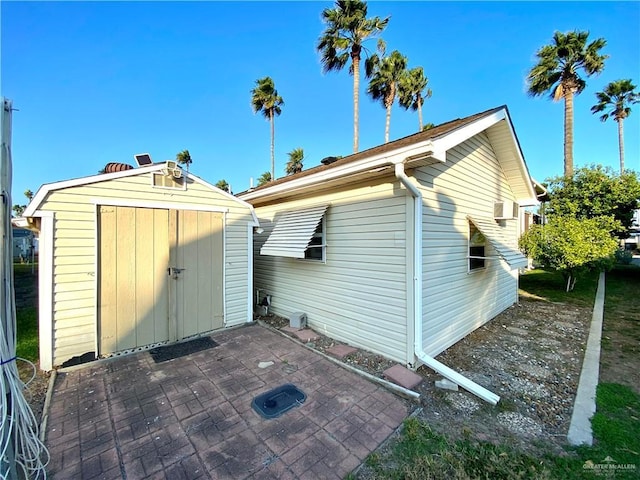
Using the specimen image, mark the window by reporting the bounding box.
[260,205,328,259]
[304,216,325,261]
[469,222,486,271]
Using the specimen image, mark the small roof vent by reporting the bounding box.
[104,162,134,173]
[320,156,339,166]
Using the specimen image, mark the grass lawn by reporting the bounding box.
[356,266,640,479]
[519,268,599,307]
[14,263,39,362]
[16,306,38,362]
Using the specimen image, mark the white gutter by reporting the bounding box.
[239,141,438,202]
[394,162,500,405]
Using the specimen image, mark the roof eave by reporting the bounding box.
[238,141,442,204]
[23,166,259,227]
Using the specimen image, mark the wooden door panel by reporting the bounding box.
[99,206,170,355]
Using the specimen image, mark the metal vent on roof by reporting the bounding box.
[320,156,339,165]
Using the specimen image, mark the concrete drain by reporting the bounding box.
[252,384,306,419]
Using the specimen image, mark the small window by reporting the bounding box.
[469,222,486,271]
[304,216,325,261]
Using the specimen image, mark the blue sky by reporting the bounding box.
[2,1,639,200]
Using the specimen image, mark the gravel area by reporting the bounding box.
[260,297,592,457]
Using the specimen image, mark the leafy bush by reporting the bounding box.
[519,215,618,291]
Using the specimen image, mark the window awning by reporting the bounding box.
[467,215,528,269]
[260,205,328,258]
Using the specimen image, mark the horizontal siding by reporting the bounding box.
[39,172,253,366]
[253,179,409,363]
[418,132,519,356]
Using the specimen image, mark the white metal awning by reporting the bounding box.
[261,205,328,258]
[467,215,528,269]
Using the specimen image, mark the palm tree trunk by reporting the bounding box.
[618,118,625,174]
[417,98,423,131]
[385,104,391,143]
[352,55,360,153]
[564,90,574,177]
[270,110,275,181]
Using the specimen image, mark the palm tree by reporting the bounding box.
[398,66,432,131]
[251,77,284,182]
[591,79,639,173]
[366,49,408,143]
[285,148,304,175]
[215,179,230,193]
[176,150,192,171]
[527,30,607,177]
[317,0,389,153]
[24,189,34,202]
[257,172,272,187]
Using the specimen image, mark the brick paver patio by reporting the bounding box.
[45,324,409,479]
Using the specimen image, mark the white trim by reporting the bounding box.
[24,166,260,227]
[35,211,54,371]
[247,223,254,324]
[498,113,537,201]
[299,214,326,263]
[222,211,227,327]
[90,197,229,214]
[433,110,506,152]
[94,203,99,357]
[240,107,536,206]
[239,141,438,202]
[24,164,164,216]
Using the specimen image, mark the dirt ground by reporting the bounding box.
[263,297,594,458]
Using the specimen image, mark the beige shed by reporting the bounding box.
[24,163,258,370]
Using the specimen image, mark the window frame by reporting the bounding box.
[468,221,487,272]
[302,215,326,262]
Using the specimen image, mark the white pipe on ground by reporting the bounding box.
[394,162,500,405]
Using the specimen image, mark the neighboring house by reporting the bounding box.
[23,163,258,371]
[11,225,36,261]
[239,106,538,403]
[623,208,640,250]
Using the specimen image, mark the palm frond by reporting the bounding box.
[251,76,284,119]
[527,30,606,100]
[591,79,639,122]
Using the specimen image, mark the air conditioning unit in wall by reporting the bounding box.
[494,200,519,220]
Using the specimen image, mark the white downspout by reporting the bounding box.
[394,162,500,405]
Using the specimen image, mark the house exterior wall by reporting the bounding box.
[415,132,519,356]
[252,178,411,363]
[36,173,254,366]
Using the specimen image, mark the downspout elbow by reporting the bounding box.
[395,162,501,405]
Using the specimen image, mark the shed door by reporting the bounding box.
[98,206,223,355]
[171,210,224,340]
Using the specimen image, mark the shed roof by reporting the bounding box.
[239,106,537,206]
[23,163,258,225]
